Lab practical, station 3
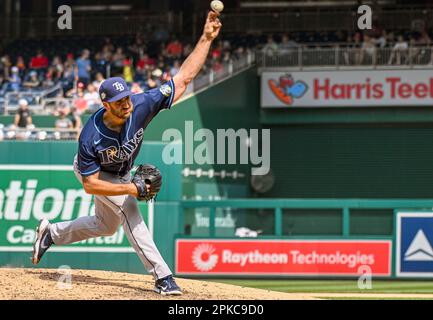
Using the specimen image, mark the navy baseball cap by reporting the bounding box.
[99,77,132,103]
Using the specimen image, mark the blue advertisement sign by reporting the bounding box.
[396,212,433,277]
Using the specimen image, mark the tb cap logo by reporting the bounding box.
[113,82,125,92]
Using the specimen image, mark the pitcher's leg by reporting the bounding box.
[50,196,121,245]
[101,195,172,280]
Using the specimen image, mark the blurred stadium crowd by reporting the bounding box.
[261,29,433,65]
[0,33,252,113]
[1,28,432,105]
[0,3,432,141]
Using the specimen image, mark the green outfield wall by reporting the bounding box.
[0,141,182,273]
[2,68,433,277]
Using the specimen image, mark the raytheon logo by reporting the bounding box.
[191,244,289,271]
[404,229,433,261]
[192,243,219,271]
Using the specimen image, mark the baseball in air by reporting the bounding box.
[210,0,224,13]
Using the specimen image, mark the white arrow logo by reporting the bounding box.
[404,229,433,261]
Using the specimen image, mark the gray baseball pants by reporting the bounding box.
[50,155,172,280]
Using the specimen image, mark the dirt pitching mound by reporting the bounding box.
[0,268,317,300]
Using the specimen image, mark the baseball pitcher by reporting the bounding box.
[31,12,222,295]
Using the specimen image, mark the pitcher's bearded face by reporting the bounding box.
[107,96,133,119]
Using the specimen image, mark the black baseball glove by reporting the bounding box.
[132,164,162,202]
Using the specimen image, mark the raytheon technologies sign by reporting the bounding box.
[176,239,392,276]
[262,70,433,108]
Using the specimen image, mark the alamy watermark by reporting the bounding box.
[56,265,73,289]
[357,265,373,290]
[162,121,270,176]
[357,5,372,30]
[57,5,72,30]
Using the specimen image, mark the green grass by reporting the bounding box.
[207,279,433,294]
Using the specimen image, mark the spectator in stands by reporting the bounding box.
[84,83,100,113]
[23,71,41,89]
[8,66,21,92]
[143,72,158,91]
[44,67,56,87]
[16,56,26,78]
[360,34,377,65]
[166,38,183,59]
[51,56,64,80]
[418,31,431,47]
[54,107,74,140]
[64,53,75,69]
[0,56,4,79]
[279,34,298,52]
[222,40,232,51]
[388,35,408,65]
[183,44,193,58]
[92,72,105,90]
[123,57,134,84]
[136,53,156,80]
[156,54,166,72]
[343,33,362,65]
[67,106,82,139]
[112,47,126,75]
[222,51,232,64]
[262,35,279,57]
[151,67,163,86]
[29,50,49,77]
[102,37,115,53]
[62,63,75,91]
[94,52,109,77]
[1,34,253,106]
[279,34,298,65]
[66,81,83,98]
[161,66,172,82]
[129,34,146,61]
[170,60,181,77]
[233,46,246,60]
[131,82,143,94]
[211,41,223,60]
[1,55,12,79]
[386,31,394,44]
[137,53,156,70]
[55,108,73,130]
[212,58,224,74]
[75,49,91,86]
[411,31,431,64]
[101,44,113,64]
[73,90,89,115]
[14,99,32,128]
[375,30,388,49]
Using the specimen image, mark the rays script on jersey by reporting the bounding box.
[99,128,144,164]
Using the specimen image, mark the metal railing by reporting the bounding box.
[180,198,433,238]
[257,46,433,69]
[3,84,63,115]
[0,126,79,141]
[190,51,255,93]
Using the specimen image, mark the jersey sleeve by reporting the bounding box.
[133,79,175,127]
[77,141,100,177]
